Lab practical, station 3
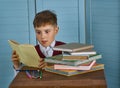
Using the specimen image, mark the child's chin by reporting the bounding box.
[42,44,50,47]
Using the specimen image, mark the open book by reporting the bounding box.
[8,40,40,68]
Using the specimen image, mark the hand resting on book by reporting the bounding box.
[11,50,46,70]
[11,50,21,69]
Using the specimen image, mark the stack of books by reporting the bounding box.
[45,43,104,76]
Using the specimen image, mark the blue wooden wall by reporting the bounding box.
[0,0,35,88]
[86,0,120,88]
[0,0,120,88]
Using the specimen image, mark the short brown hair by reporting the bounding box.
[33,10,57,28]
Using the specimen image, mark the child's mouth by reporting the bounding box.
[42,41,47,44]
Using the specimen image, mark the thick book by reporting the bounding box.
[45,63,104,76]
[8,40,40,68]
[53,42,94,52]
[45,54,102,66]
[54,60,96,70]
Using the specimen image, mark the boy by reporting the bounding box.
[11,10,65,72]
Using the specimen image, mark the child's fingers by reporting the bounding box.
[38,61,47,69]
[12,57,19,61]
[12,50,16,54]
[11,50,21,69]
[12,54,19,60]
[39,58,44,62]
[12,50,19,59]
[11,52,19,62]
[12,54,19,58]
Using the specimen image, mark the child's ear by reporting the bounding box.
[55,26,59,34]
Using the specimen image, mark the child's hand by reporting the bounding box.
[38,58,47,69]
[11,50,21,70]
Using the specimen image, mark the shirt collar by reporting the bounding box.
[39,40,56,52]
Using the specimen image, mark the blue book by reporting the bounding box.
[45,54,102,66]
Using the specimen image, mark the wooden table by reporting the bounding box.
[9,67,107,88]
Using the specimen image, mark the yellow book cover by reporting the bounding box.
[8,40,40,68]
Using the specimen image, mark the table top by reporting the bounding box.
[9,67,107,88]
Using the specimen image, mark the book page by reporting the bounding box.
[8,40,24,60]
[19,44,40,67]
[8,40,40,68]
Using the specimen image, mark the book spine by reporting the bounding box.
[53,48,73,52]
[75,54,102,66]
[45,59,74,65]
[70,51,96,56]
[62,56,88,60]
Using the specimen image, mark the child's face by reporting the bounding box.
[35,24,58,47]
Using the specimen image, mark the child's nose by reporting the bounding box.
[41,33,46,38]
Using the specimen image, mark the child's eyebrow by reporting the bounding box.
[45,28,51,30]
[35,30,41,32]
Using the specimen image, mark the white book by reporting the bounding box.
[54,60,96,70]
[70,50,96,56]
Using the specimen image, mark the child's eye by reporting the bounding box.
[45,30,50,33]
[36,31,41,34]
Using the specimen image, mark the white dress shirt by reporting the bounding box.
[39,40,55,57]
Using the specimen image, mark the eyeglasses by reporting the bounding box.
[25,70,42,79]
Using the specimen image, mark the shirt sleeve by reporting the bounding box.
[13,63,24,77]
